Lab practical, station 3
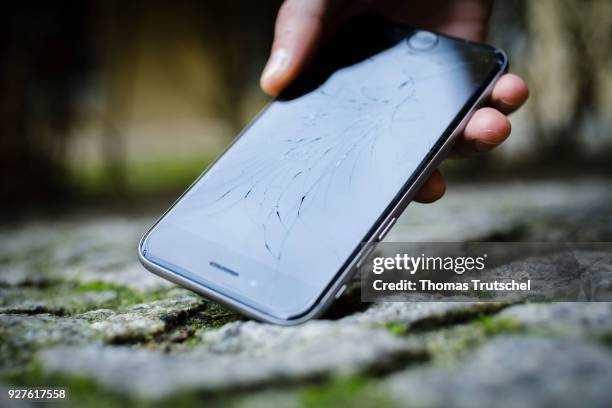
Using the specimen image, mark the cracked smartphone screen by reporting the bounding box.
[142,18,504,319]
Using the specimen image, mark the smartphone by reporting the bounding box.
[139,17,508,325]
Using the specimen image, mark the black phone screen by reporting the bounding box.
[142,18,505,319]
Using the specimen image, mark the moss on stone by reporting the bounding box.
[300,376,394,408]
[385,322,410,336]
[382,312,526,363]
[476,315,521,336]
[74,281,170,312]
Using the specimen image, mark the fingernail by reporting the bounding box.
[500,98,521,108]
[473,138,500,152]
[261,48,289,82]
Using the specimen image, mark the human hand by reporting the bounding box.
[260,0,529,203]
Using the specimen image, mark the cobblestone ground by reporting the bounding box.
[1,179,612,407]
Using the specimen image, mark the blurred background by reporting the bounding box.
[1,0,611,219]
[1,4,612,404]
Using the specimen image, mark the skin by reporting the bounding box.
[260,0,529,203]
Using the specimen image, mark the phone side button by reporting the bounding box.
[335,284,348,299]
[377,217,397,241]
[355,245,375,269]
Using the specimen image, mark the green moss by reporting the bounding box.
[476,315,521,336]
[385,322,410,336]
[195,303,241,329]
[422,325,487,360]
[1,284,122,316]
[383,313,526,364]
[421,314,524,360]
[300,376,394,408]
[75,281,166,311]
[0,281,163,318]
[75,281,125,293]
[175,306,241,347]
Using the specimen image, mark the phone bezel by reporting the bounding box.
[138,33,508,325]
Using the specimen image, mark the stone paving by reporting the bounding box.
[1,179,612,407]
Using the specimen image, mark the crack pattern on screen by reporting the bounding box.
[163,41,499,290]
[170,43,490,280]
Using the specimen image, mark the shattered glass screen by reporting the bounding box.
[143,19,504,319]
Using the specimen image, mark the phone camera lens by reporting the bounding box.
[408,31,438,50]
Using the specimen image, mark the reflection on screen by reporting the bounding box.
[143,20,502,318]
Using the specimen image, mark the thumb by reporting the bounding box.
[261,0,338,96]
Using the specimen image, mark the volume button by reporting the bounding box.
[377,217,396,241]
[335,284,348,299]
[356,245,375,269]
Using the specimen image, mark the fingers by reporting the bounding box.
[490,73,529,114]
[414,170,446,203]
[453,107,511,155]
[451,74,527,155]
[260,0,333,96]
[418,74,527,201]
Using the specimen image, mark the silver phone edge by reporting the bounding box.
[138,49,509,326]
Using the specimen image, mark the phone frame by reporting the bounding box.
[139,33,508,325]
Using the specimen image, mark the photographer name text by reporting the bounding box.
[372,279,531,292]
